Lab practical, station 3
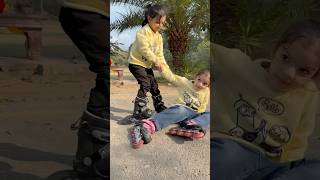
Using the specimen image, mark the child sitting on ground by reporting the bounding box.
[130,65,210,149]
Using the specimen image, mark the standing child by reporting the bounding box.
[128,4,168,119]
[212,19,320,179]
[130,66,210,149]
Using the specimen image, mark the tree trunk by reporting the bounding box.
[168,27,188,72]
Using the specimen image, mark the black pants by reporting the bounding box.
[128,64,161,98]
[59,7,109,119]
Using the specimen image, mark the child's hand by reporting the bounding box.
[155,63,164,72]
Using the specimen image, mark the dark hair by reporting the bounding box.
[195,68,210,77]
[141,4,166,27]
[273,19,320,56]
[195,68,210,85]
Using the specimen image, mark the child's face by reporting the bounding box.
[268,39,320,92]
[148,15,166,33]
[194,74,210,91]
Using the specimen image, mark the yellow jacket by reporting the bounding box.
[62,0,108,17]
[129,24,167,69]
[161,66,210,113]
[212,43,319,162]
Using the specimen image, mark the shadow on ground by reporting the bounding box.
[0,143,74,180]
[0,143,73,165]
[110,106,133,123]
[0,161,44,180]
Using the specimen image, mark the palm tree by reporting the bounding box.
[111,0,209,72]
[213,0,320,58]
[111,37,128,65]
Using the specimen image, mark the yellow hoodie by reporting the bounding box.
[62,0,108,17]
[129,24,167,69]
[212,43,319,162]
[161,66,210,113]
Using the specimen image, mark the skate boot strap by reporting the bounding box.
[184,124,205,132]
[91,130,109,143]
[142,119,156,134]
[135,96,149,103]
[81,110,109,129]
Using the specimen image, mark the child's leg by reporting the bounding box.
[211,137,267,180]
[59,7,109,177]
[128,64,150,98]
[128,64,153,118]
[269,160,320,180]
[211,137,320,180]
[182,112,210,131]
[146,68,166,113]
[60,7,109,119]
[152,105,198,131]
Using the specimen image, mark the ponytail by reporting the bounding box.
[141,18,148,27]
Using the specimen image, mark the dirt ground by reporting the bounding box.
[0,61,210,180]
[0,19,91,179]
[110,75,210,180]
[0,59,93,179]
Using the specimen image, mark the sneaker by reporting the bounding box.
[130,125,144,149]
[166,127,205,139]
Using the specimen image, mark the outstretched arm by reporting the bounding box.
[159,65,190,87]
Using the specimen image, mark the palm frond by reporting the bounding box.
[110,0,147,7]
[111,0,209,72]
[111,8,144,32]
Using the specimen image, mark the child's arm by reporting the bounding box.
[281,93,318,161]
[212,43,260,82]
[212,43,252,67]
[212,43,251,59]
[197,90,210,113]
[136,31,161,66]
[160,65,190,87]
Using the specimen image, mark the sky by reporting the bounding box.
[111,4,140,51]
